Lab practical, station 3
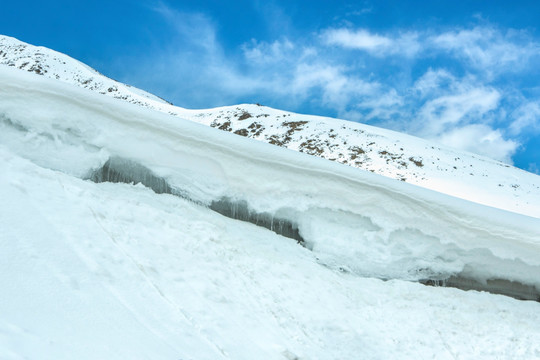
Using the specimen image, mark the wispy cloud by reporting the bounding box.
[152,3,218,53]
[124,4,262,106]
[366,70,516,161]
[430,27,540,73]
[320,25,540,71]
[292,63,383,113]
[322,28,392,51]
[437,124,518,163]
[412,69,455,98]
[118,5,540,165]
[509,101,540,136]
[416,86,500,136]
[241,38,311,68]
[321,28,421,57]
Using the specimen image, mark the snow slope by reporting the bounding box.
[3,148,540,360]
[2,39,540,359]
[1,34,539,218]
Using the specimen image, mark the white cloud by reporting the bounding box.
[121,5,263,107]
[430,27,540,73]
[407,72,519,163]
[396,32,422,57]
[417,87,500,136]
[292,63,380,112]
[242,39,296,64]
[509,101,540,135]
[152,3,218,53]
[436,124,518,163]
[322,28,392,50]
[320,25,540,72]
[117,10,535,165]
[321,28,421,57]
[355,89,403,120]
[412,69,455,98]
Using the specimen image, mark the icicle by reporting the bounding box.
[88,157,173,195]
[209,197,304,245]
[86,157,305,245]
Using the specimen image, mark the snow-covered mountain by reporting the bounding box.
[1,34,539,218]
[2,35,540,359]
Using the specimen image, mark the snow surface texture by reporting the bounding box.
[2,34,539,218]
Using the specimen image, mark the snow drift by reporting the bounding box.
[1,66,539,301]
[3,60,540,358]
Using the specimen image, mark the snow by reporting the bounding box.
[2,34,539,218]
[181,104,540,218]
[1,43,540,358]
[0,35,170,107]
[2,148,540,359]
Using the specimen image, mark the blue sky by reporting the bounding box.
[2,0,540,173]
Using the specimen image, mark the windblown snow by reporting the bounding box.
[1,36,540,359]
